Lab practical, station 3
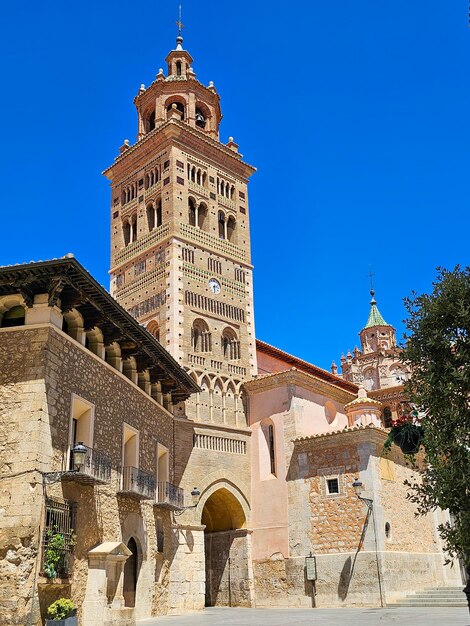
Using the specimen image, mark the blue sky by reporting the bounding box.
[1,1,469,370]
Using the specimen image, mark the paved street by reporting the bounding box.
[138,606,470,626]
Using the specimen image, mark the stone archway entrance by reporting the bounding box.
[202,488,253,607]
[123,536,138,607]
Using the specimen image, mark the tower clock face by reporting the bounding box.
[208,278,221,294]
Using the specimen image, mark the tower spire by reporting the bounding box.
[363,285,388,329]
[175,4,184,50]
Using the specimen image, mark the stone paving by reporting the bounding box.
[138,606,470,626]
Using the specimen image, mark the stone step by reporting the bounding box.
[415,590,465,595]
[387,585,467,608]
[392,601,468,607]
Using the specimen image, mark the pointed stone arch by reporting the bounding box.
[197,482,253,608]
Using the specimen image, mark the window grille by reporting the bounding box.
[42,498,76,578]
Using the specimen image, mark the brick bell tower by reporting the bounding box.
[104,32,257,426]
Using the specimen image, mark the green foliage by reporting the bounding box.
[401,266,470,566]
[47,598,75,620]
[43,528,65,579]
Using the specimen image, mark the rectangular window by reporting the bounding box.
[239,191,245,200]
[209,176,215,184]
[113,210,119,219]
[138,178,144,188]
[176,160,184,169]
[157,444,169,484]
[235,268,246,283]
[240,207,246,214]
[210,192,216,200]
[176,176,184,185]
[327,478,339,494]
[42,498,76,578]
[163,177,170,186]
[69,395,94,468]
[122,424,139,472]
[163,160,170,170]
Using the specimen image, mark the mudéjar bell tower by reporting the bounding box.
[104,33,257,426]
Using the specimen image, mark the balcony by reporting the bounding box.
[155,481,184,510]
[63,444,112,485]
[119,466,155,500]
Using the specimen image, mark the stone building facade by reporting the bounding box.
[0,258,199,625]
[0,29,464,626]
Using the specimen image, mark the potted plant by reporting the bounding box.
[383,411,424,455]
[46,598,77,625]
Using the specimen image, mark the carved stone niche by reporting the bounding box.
[82,542,135,626]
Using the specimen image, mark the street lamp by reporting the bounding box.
[43,441,88,484]
[352,478,384,607]
[72,441,87,472]
[174,487,200,516]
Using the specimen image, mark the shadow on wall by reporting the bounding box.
[337,506,371,601]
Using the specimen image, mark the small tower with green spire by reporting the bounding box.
[359,289,396,356]
[338,288,409,391]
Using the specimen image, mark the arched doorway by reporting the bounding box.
[202,487,252,607]
[123,537,138,607]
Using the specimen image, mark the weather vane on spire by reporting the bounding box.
[176,4,184,36]
[368,265,375,293]
[368,265,376,303]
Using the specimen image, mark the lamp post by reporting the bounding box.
[173,487,200,516]
[352,478,384,607]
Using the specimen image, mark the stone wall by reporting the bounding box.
[0,327,51,625]
[251,427,450,608]
[0,324,197,625]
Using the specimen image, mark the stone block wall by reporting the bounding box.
[251,429,451,608]
[0,324,198,625]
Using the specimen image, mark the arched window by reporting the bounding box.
[227,216,236,242]
[191,319,211,353]
[166,101,185,120]
[218,211,226,239]
[1,305,25,328]
[189,198,196,226]
[131,215,137,242]
[156,200,162,228]
[147,111,156,132]
[268,425,275,474]
[146,203,155,231]
[259,421,276,478]
[221,327,240,360]
[195,107,206,129]
[123,221,131,247]
[198,203,207,230]
[176,61,182,76]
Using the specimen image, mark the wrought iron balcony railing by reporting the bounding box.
[66,444,112,485]
[120,466,156,500]
[155,481,184,510]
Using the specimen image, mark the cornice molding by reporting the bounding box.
[243,368,355,405]
[103,119,255,181]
